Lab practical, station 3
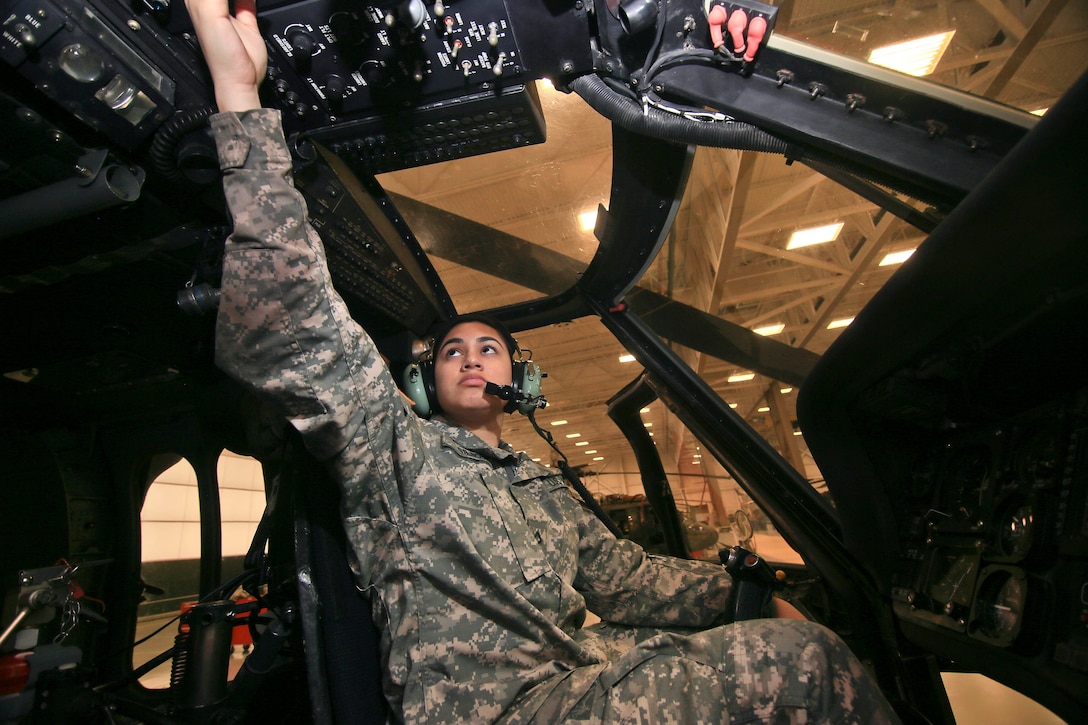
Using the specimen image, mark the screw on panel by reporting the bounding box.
[775,70,793,88]
[808,82,827,100]
[845,93,865,112]
[882,106,904,123]
[966,135,988,152]
[925,120,947,139]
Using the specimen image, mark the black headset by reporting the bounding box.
[401,344,545,418]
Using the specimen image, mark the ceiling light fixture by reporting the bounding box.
[787,222,843,250]
[578,209,598,232]
[728,372,756,383]
[551,420,568,426]
[827,317,855,329]
[753,323,785,336]
[879,249,915,266]
[868,30,955,77]
[565,432,581,439]
[618,353,636,363]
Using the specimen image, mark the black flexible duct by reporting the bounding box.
[149,106,218,181]
[569,72,957,214]
[569,73,789,153]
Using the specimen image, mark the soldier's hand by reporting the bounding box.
[185,0,267,112]
[771,598,806,620]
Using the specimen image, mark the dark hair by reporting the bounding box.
[429,313,519,360]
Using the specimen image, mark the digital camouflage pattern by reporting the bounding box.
[210,109,901,725]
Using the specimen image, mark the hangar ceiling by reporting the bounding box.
[376,0,1088,499]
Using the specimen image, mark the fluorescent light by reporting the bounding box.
[779,387,793,394]
[757,406,770,412]
[583,450,597,454]
[753,323,785,336]
[691,459,701,465]
[643,422,652,427]
[575,441,589,446]
[728,372,756,383]
[729,403,738,409]
[827,317,855,329]
[579,210,598,231]
[1032,108,1048,116]
[879,249,915,266]
[618,353,636,363]
[565,432,581,439]
[639,407,651,414]
[787,222,843,250]
[868,31,955,77]
[593,456,604,461]
[550,420,568,426]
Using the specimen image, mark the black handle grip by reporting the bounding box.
[719,546,779,621]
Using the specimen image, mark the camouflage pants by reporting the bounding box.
[514,619,901,724]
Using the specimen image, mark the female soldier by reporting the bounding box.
[187,0,901,721]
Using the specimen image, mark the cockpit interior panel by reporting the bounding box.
[2,0,1087,722]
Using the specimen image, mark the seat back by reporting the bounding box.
[288,447,389,724]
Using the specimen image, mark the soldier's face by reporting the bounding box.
[433,321,513,423]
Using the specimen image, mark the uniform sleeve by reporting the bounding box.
[208,110,403,462]
[569,497,735,629]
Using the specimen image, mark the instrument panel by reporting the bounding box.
[890,391,1088,661]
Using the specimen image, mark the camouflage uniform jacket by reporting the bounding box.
[210,110,735,724]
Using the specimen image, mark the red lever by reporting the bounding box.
[743,16,768,61]
[727,9,748,54]
[707,5,728,49]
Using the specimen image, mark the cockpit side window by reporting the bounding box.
[134,451,265,688]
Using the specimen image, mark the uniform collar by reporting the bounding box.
[433,415,519,465]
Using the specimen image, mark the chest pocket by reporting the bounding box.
[474,471,551,584]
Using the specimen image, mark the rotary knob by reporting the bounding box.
[287,28,316,72]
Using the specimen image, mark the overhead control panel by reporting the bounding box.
[258,0,553,173]
[262,0,526,118]
[1,0,592,173]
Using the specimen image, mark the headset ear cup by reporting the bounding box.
[421,360,438,414]
[513,361,544,415]
[402,363,431,418]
